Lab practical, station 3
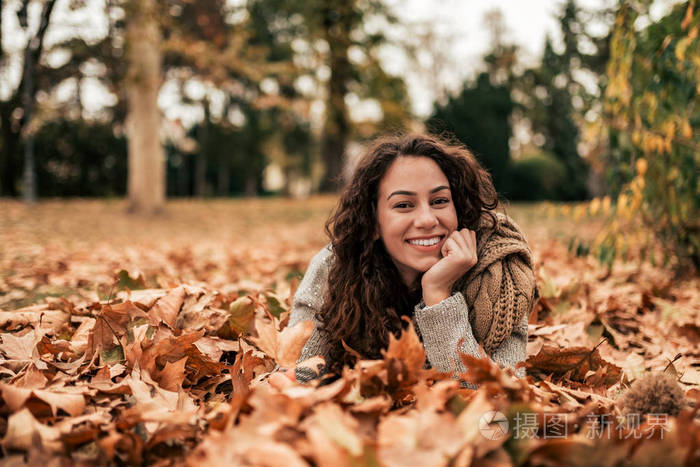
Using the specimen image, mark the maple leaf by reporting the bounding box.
[249,318,314,368]
[153,356,188,392]
[302,402,366,466]
[193,335,240,362]
[149,286,186,328]
[377,406,464,467]
[0,383,87,417]
[0,307,69,334]
[526,343,622,386]
[380,320,426,394]
[1,408,61,452]
[0,330,40,361]
[123,369,198,433]
[14,364,48,388]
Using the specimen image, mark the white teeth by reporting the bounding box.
[408,237,440,246]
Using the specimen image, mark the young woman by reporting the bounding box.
[288,133,536,382]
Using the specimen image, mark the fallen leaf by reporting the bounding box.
[1,408,61,452]
[250,318,314,368]
[0,383,86,417]
[150,286,186,328]
[0,330,40,361]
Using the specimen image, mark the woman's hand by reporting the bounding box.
[421,228,477,306]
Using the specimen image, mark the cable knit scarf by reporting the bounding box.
[455,212,537,355]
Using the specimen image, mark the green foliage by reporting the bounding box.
[512,0,607,201]
[33,118,127,197]
[115,270,147,291]
[427,73,513,193]
[508,152,567,201]
[602,1,700,270]
[174,104,300,197]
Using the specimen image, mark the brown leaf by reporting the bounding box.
[193,336,240,361]
[526,344,622,385]
[0,384,86,417]
[0,307,68,334]
[149,286,186,328]
[249,318,314,368]
[154,356,188,391]
[1,408,61,452]
[382,320,426,379]
[378,407,463,467]
[226,295,256,336]
[0,330,40,361]
[455,390,508,458]
[414,379,460,412]
[278,319,315,368]
[458,353,523,389]
[14,364,48,389]
[69,317,95,355]
[302,402,365,465]
[97,430,144,465]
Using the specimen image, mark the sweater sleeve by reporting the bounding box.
[413,292,527,378]
[287,245,333,382]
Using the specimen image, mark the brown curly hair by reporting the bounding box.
[318,133,499,375]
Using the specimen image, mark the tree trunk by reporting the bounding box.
[245,173,257,197]
[319,4,352,193]
[22,39,36,203]
[0,106,20,196]
[217,159,229,196]
[194,101,210,197]
[0,0,56,197]
[125,0,165,214]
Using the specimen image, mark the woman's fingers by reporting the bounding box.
[446,229,474,253]
[449,229,477,267]
[452,229,469,251]
[441,235,459,257]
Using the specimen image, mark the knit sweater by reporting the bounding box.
[288,213,534,382]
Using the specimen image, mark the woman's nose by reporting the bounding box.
[414,204,439,228]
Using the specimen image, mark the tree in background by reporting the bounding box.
[0,0,58,198]
[33,118,127,196]
[426,9,516,196]
[124,0,165,214]
[160,0,314,197]
[595,0,699,270]
[426,73,513,194]
[298,0,410,192]
[515,0,608,201]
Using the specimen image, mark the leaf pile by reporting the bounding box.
[0,199,698,465]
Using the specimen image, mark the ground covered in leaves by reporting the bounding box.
[0,198,698,466]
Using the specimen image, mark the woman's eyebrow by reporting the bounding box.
[387,185,449,200]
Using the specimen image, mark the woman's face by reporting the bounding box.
[376,156,458,285]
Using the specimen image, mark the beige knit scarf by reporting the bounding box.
[456,212,537,355]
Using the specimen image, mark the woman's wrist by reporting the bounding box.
[422,287,451,306]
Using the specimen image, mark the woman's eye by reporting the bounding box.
[394,202,411,209]
[432,198,450,205]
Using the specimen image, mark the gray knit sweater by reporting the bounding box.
[288,245,528,382]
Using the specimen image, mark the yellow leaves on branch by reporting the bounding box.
[635,158,648,176]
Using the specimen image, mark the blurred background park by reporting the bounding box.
[0,0,698,272]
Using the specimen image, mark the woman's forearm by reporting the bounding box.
[413,292,527,377]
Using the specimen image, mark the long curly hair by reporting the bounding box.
[318,133,499,375]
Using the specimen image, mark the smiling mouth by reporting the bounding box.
[406,235,444,247]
